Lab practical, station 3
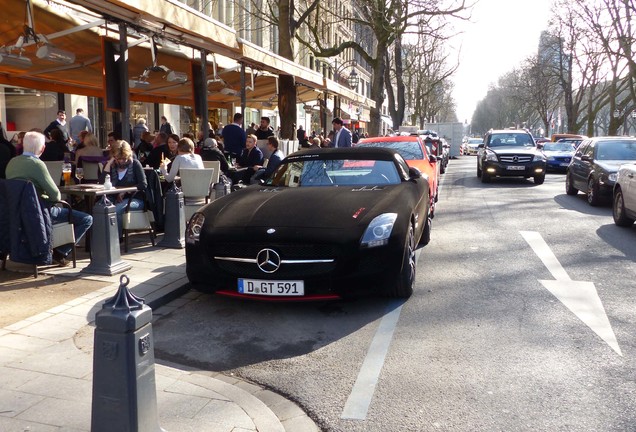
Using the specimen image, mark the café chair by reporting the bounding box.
[43,161,64,186]
[77,156,109,183]
[179,168,215,221]
[121,191,155,253]
[202,160,221,198]
[50,201,78,271]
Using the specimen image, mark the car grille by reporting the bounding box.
[498,154,533,164]
[209,242,340,279]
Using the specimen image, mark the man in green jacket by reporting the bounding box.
[6,131,92,266]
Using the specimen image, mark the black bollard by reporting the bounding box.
[91,275,164,432]
[157,184,185,248]
[85,195,132,275]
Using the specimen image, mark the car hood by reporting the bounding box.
[488,146,538,154]
[543,150,574,157]
[596,160,635,172]
[205,185,400,229]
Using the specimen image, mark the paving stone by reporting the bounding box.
[0,346,30,366]
[163,378,230,401]
[0,334,57,352]
[0,415,60,432]
[0,389,45,418]
[15,320,80,342]
[17,374,92,402]
[16,397,91,429]
[157,391,211,419]
[0,366,44,390]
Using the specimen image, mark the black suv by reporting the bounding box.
[477,129,547,184]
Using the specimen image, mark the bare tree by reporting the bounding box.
[296,0,469,136]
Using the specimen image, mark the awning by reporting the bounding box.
[381,115,393,128]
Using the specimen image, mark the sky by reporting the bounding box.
[451,0,554,123]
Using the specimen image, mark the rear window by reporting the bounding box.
[357,141,424,160]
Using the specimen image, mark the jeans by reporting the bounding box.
[114,198,143,238]
[49,206,93,257]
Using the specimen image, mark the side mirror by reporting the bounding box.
[429,154,438,163]
[408,166,422,179]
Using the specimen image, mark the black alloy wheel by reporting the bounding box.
[587,177,601,206]
[390,223,416,298]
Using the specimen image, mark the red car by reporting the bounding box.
[356,136,440,216]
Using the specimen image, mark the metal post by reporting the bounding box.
[200,50,210,139]
[91,275,164,432]
[157,184,185,248]
[119,24,131,144]
[85,196,132,275]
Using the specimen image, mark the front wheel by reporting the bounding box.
[613,188,635,226]
[587,177,601,206]
[565,172,578,195]
[419,216,432,247]
[389,223,416,298]
[481,170,491,183]
[534,173,545,185]
[477,162,482,178]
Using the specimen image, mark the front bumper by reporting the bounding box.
[546,156,572,171]
[185,236,405,300]
[482,160,546,177]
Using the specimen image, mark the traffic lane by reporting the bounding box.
[389,157,636,430]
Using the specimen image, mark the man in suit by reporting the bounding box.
[331,117,352,148]
[43,110,71,145]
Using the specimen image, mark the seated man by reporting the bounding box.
[5,131,93,266]
[252,136,285,182]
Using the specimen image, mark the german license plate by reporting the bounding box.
[507,165,525,170]
[238,279,304,296]
[560,162,569,166]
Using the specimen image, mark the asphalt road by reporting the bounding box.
[153,156,636,432]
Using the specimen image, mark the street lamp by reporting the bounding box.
[347,67,359,90]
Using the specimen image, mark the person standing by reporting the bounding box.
[255,116,275,140]
[297,125,309,148]
[43,110,71,146]
[5,131,93,265]
[159,115,175,135]
[133,118,149,148]
[69,108,93,145]
[331,117,352,148]
[222,112,247,159]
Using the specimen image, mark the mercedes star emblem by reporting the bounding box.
[256,248,281,273]
[512,156,519,162]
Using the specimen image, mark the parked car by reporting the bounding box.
[556,137,585,149]
[550,133,587,143]
[185,147,431,300]
[613,163,636,226]
[465,138,483,156]
[477,129,547,184]
[566,137,636,206]
[357,135,440,216]
[541,140,576,172]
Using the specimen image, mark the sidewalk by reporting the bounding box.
[0,236,319,431]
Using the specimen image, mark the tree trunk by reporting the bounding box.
[368,43,388,137]
[277,0,297,141]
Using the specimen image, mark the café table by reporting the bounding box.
[58,184,139,276]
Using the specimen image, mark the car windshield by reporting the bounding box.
[266,157,401,187]
[595,140,636,160]
[489,133,534,147]
[357,141,424,160]
[543,142,574,152]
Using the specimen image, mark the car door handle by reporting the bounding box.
[628,173,634,179]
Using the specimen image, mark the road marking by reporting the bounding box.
[520,231,622,356]
[341,299,405,420]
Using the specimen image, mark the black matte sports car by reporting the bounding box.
[185,147,431,300]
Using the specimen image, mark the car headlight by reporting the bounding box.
[533,154,547,162]
[485,152,498,162]
[360,213,397,248]
[186,212,205,244]
[608,173,618,182]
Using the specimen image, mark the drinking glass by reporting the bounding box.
[62,163,72,186]
[75,167,84,183]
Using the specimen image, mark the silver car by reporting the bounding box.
[613,162,636,226]
[465,138,483,155]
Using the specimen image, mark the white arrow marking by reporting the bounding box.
[520,231,622,356]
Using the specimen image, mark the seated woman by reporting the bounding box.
[100,141,147,238]
[74,133,104,162]
[146,133,178,169]
[160,137,203,183]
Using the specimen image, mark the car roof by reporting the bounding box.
[588,136,636,142]
[489,129,531,134]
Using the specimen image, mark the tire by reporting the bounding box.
[477,162,482,178]
[565,172,578,195]
[534,173,545,185]
[587,177,601,206]
[481,171,491,183]
[389,223,416,298]
[419,216,432,247]
[613,188,635,226]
